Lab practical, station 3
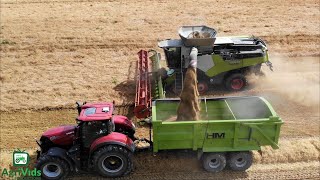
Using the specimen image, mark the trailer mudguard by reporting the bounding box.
[46,147,75,171]
[89,132,135,154]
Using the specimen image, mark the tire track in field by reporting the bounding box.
[68,161,319,180]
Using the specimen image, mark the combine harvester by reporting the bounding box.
[35,26,282,179]
[155,26,273,94]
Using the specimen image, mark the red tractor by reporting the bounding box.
[35,102,136,179]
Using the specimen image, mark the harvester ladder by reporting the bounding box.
[174,72,183,94]
[174,57,185,94]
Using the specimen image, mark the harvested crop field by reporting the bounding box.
[0,0,319,179]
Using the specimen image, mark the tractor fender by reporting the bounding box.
[90,132,135,155]
[46,147,75,172]
[114,115,135,132]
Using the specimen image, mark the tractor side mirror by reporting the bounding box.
[76,102,82,115]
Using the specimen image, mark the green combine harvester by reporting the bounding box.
[154,26,273,94]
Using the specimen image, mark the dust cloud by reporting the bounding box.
[250,56,319,108]
[253,137,320,164]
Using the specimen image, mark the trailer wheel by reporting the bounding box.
[227,151,253,171]
[202,153,226,172]
[36,155,70,180]
[225,73,247,91]
[93,145,133,177]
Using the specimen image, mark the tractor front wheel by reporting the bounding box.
[202,153,226,172]
[93,145,133,177]
[36,155,70,180]
[225,73,247,91]
[227,151,253,171]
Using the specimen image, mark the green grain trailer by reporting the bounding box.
[150,96,283,172]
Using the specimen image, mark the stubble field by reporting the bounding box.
[0,0,319,179]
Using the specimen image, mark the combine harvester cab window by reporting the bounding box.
[164,47,181,68]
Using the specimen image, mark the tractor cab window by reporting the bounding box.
[164,47,181,68]
[84,107,96,116]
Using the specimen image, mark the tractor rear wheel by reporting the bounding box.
[225,73,247,91]
[93,145,132,177]
[202,153,226,172]
[36,155,69,180]
[227,151,253,171]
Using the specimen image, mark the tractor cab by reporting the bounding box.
[76,102,114,121]
[76,102,136,139]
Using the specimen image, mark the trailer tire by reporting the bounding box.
[93,145,133,177]
[202,153,226,172]
[36,155,70,180]
[227,151,252,171]
[225,73,247,91]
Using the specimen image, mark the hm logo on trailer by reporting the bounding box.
[207,132,225,139]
